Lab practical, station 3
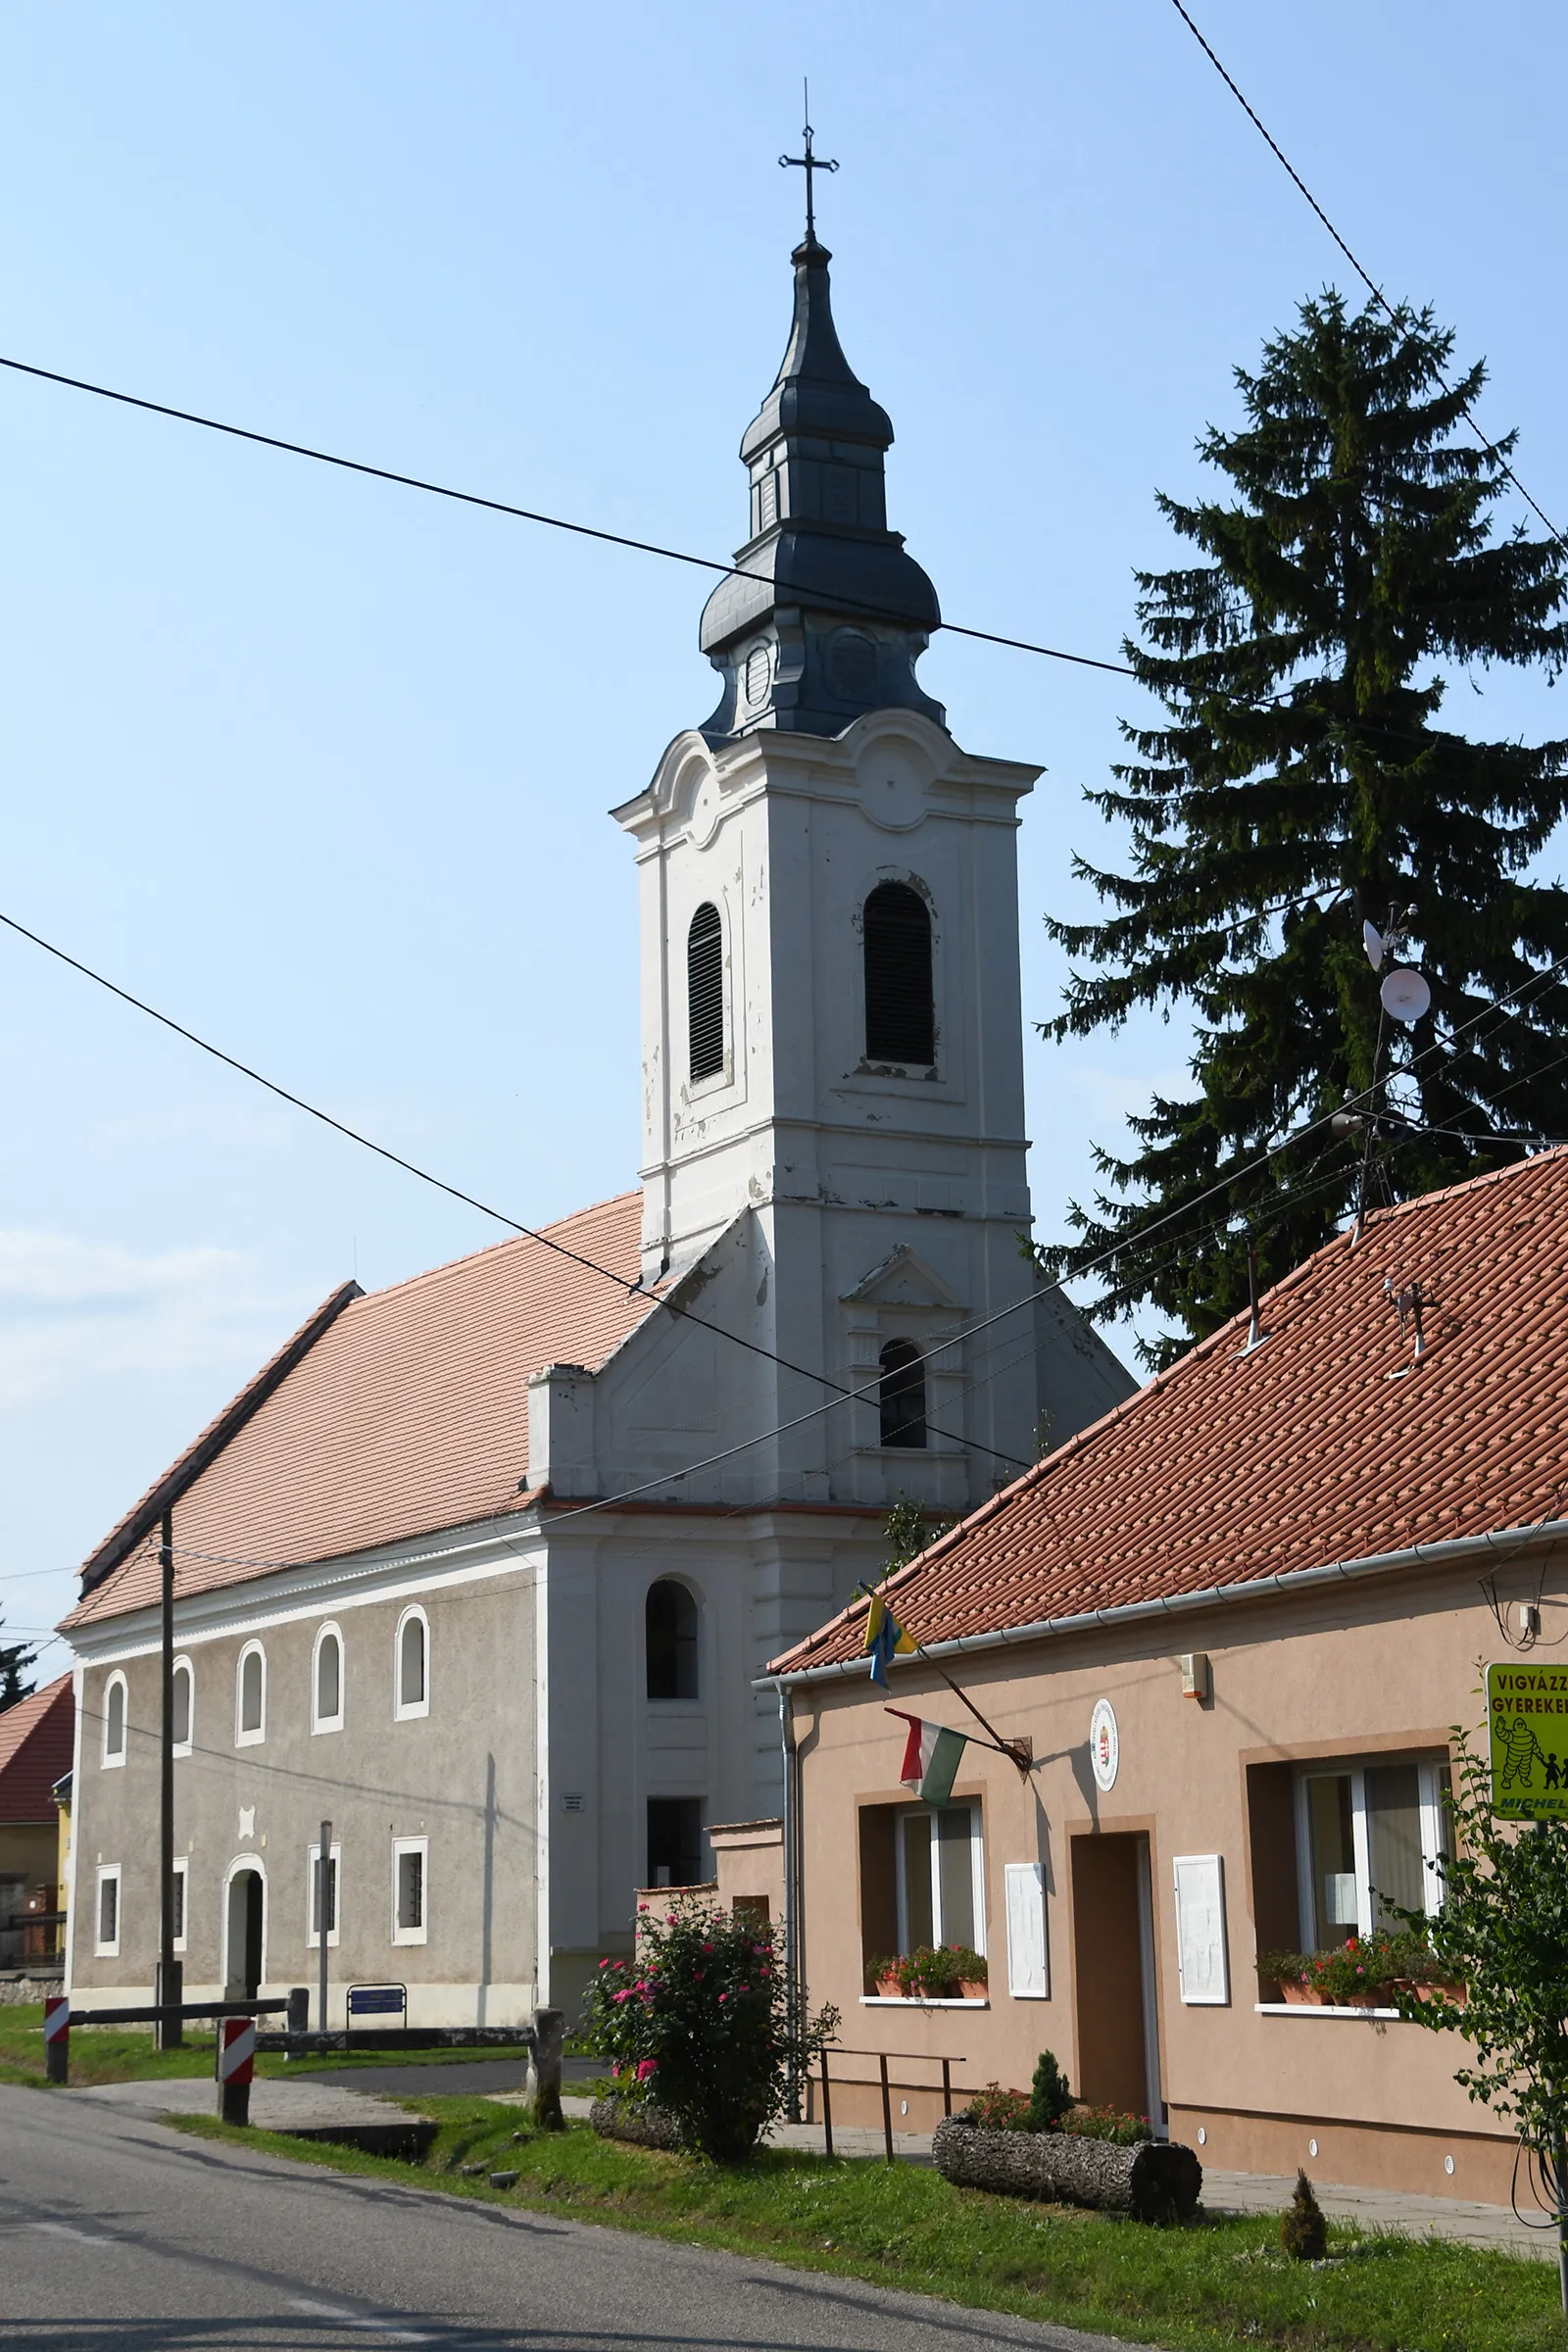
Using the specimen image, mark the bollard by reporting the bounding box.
[285,1986,310,2042]
[218,2016,256,2127]
[532,2006,564,2132]
[43,1994,70,2085]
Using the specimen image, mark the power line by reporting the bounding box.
[0,352,1133,683]
[0,906,1029,1474]
[1165,0,1568,558]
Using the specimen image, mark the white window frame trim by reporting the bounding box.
[393,1605,430,1722]
[172,1655,194,1759]
[101,1670,128,1769]
[221,1853,269,1994]
[235,1640,268,1747]
[1295,1756,1449,1945]
[95,1862,122,1957]
[307,1838,342,1950]
[391,1835,428,1946]
[892,1799,986,1960]
[172,1854,189,1955]
[311,1621,346,1736]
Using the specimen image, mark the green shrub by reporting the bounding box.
[1280,2168,1328,2260]
[1060,2104,1153,2145]
[578,1900,837,2163]
[963,2082,1033,2131]
[868,1944,988,1999]
[1029,2048,1074,2132]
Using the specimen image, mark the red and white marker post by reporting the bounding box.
[218,2015,255,2126]
[43,1993,70,2085]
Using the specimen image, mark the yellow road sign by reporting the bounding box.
[1488,1663,1568,1818]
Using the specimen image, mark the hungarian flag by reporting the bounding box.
[889,1709,968,1807]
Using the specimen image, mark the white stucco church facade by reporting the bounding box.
[59,219,1133,2024]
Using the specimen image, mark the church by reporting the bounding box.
[57,208,1133,2026]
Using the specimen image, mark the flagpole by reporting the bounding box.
[859,1582,1033,1774]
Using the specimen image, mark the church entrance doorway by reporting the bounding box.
[1069,1832,1163,2132]
[224,1865,265,1998]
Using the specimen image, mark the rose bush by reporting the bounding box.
[579,1900,838,2162]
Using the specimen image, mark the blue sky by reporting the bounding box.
[3,1,1565,1682]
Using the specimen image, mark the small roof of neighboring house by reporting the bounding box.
[64,1192,654,1633]
[771,1149,1568,1678]
[0,1677,74,1826]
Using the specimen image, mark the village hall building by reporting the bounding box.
[56,218,1132,2026]
[768,1148,1568,2204]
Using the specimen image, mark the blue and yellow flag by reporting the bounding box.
[863,1591,916,1688]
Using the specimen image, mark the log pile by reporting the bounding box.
[932,2116,1201,2222]
[590,2093,685,2151]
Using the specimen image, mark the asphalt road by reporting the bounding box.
[0,2082,1129,2352]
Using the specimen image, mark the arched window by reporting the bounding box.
[236,1642,266,1745]
[313,1625,344,1734]
[172,1657,194,1755]
[879,1340,927,1449]
[102,1671,127,1767]
[395,1606,429,1720]
[645,1580,699,1701]
[863,882,934,1065]
[687,902,725,1082]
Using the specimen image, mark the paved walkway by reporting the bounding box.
[68,2076,430,2146]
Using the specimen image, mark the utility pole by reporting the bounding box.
[156,1508,182,2048]
[317,1819,332,2037]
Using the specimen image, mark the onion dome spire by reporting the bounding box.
[699,209,944,743]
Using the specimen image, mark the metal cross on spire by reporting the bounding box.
[778,80,838,240]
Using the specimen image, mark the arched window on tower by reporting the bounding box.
[879,1340,927,1449]
[687,903,725,1082]
[863,883,934,1065]
[646,1580,699,1700]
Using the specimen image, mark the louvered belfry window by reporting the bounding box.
[863,882,934,1064]
[687,902,725,1082]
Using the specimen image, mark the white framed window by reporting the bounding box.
[894,1801,985,1957]
[1296,1755,1450,1947]
[391,1836,428,1945]
[312,1623,345,1735]
[394,1606,429,1721]
[102,1670,128,1768]
[307,1838,341,1949]
[172,1855,189,1954]
[235,1642,267,1746]
[172,1656,194,1757]
[95,1864,122,1957]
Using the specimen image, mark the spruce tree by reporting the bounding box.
[1043,293,1568,1362]
[0,1611,37,1711]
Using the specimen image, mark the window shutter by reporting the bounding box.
[687,903,725,1081]
[863,884,934,1064]
[1004,1861,1049,1997]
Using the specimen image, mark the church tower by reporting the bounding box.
[613,213,1127,1538]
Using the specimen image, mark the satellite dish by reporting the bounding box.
[1362,920,1385,971]
[1380,967,1432,1024]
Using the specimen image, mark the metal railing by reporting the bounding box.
[817,2045,968,2161]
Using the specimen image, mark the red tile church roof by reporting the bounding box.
[64,1192,653,1631]
[770,1150,1568,1677]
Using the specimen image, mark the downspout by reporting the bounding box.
[776,1678,802,2119]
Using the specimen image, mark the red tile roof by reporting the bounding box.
[771,1150,1568,1676]
[0,1675,74,1825]
[64,1192,653,1631]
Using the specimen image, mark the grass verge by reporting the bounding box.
[165,2094,1568,2352]
[0,2004,531,2088]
